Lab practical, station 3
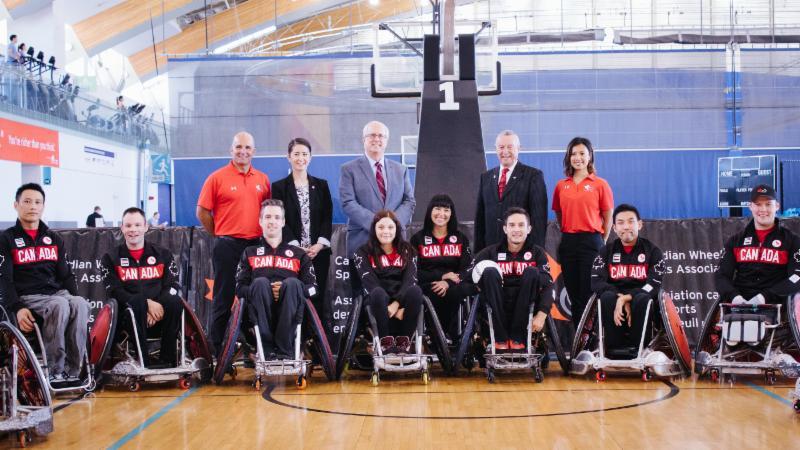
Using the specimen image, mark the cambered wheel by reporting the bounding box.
[371,372,380,386]
[296,375,307,390]
[179,377,191,390]
[128,382,141,392]
[595,370,606,382]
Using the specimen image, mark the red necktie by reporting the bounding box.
[375,161,387,203]
[498,167,509,199]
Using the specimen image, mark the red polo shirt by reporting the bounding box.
[552,173,614,234]
[197,161,270,239]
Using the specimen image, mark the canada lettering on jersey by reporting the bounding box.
[116,264,165,282]
[418,244,462,259]
[248,255,300,273]
[609,264,648,280]
[12,245,58,265]
[369,255,405,268]
[497,260,537,277]
[734,247,788,265]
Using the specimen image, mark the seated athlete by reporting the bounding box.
[353,210,423,354]
[473,207,554,351]
[235,199,317,360]
[0,183,90,385]
[716,185,800,305]
[410,194,476,337]
[590,203,666,354]
[101,207,183,367]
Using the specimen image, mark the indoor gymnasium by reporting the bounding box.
[0,0,799,448]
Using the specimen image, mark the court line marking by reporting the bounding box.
[262,380,679,419]
[106,387,197,450]
[53,393,89,413]
[744,382,794,406]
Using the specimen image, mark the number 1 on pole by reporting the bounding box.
[439,81,460,111]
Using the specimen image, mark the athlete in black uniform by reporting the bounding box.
[590,204,666,354]
[473,207,554,351]
[410,194,476,337]
[716,185,800,305]
[235,199,317,359]
[102,207,182,367]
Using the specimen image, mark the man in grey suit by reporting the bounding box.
[340,121,415,255]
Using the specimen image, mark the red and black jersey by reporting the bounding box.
[0,220,77,313]
[353,246,417,299]
[474,241,554,314]
[409,230,474,286]
[590,237,665,299]
[101,241,180,307]
[235,239,317,299]
[716,218,800,300]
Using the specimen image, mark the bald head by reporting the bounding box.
[230,131,255,172]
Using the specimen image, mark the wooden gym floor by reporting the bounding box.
[6,364,799,449]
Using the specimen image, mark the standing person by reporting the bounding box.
[86,206,104,228]
[475,130,548,252]
[271,138,332,314]
[4,35,20,105]
[6,34,19,63]
[552,137,614,328]
[353,210,423,354]
[410,194,476,337]
[196,131,271,352]
[0,183,90,385]
[101,207,182,367]
[339,120,415,256]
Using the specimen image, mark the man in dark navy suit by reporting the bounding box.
[475,130,548,251]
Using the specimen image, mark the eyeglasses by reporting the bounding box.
[364,133,387,141]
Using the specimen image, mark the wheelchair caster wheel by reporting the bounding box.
[595,370,606,382]
[296,375,307,390]
[17,430,31,447]
[129,382,141,392]
[487,369,495,384]
[533,367,544,383]
[765,372,777,386]
[641,370,653,382]
[794,400,800,413]
[723,374,735,384]
[422,371,430,385]
[253,378,262,391]
[179,378,191,390]
[371,372,380,386]
[228,365,238,381]
[710,369,719,382]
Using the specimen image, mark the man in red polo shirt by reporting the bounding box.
[197,131,271,352]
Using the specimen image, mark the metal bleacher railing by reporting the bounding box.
[0,56,169,154]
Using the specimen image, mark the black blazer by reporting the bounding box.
[474,162,548,251]
[271,174,333,248]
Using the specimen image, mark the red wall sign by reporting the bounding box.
[0,117,60,167]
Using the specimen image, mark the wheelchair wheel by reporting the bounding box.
[213,297,244,385]
[570,295,598,373]
[304,299,336,381]
[89,299,118,385]
[694,298,722,376]
[0,322,51,408]
[545,314,570,375]
[422,296,454,375]
[335,295,362,380]
[454,296,480,374]
[181,299,213,381]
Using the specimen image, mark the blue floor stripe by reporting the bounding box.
[107,387,197,450]
[745,382,793,406]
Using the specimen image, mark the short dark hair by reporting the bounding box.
[122,207,146,220]
[17,43,24,51]
[260,198,284,215]
[613,203,641,222]
[563,136,596,177]
[287,137,312,154]
[15,183,45,202]
[94,206,101,211]
[9,34,16,41]
[503,207,530,225]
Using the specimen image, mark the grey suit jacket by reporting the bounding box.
[339,155,415,255]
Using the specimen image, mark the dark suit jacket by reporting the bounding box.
[271,174,333,247]
[474,162,548,251]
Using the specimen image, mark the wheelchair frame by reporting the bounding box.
[366,304,431,386]
[251,323,310,390]
[483,303,546,383]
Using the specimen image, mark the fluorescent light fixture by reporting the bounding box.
[369,0,379,5]
[213,25,277,54]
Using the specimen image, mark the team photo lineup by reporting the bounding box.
[1,1,800,448]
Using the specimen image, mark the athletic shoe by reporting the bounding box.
[494,340,508,351]
[509,340,526,351]
[395,336,411,354]
[380,336,395,354]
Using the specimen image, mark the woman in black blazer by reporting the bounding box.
[271,138,333,313]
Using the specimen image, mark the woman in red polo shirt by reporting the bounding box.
[552,137,614,328]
